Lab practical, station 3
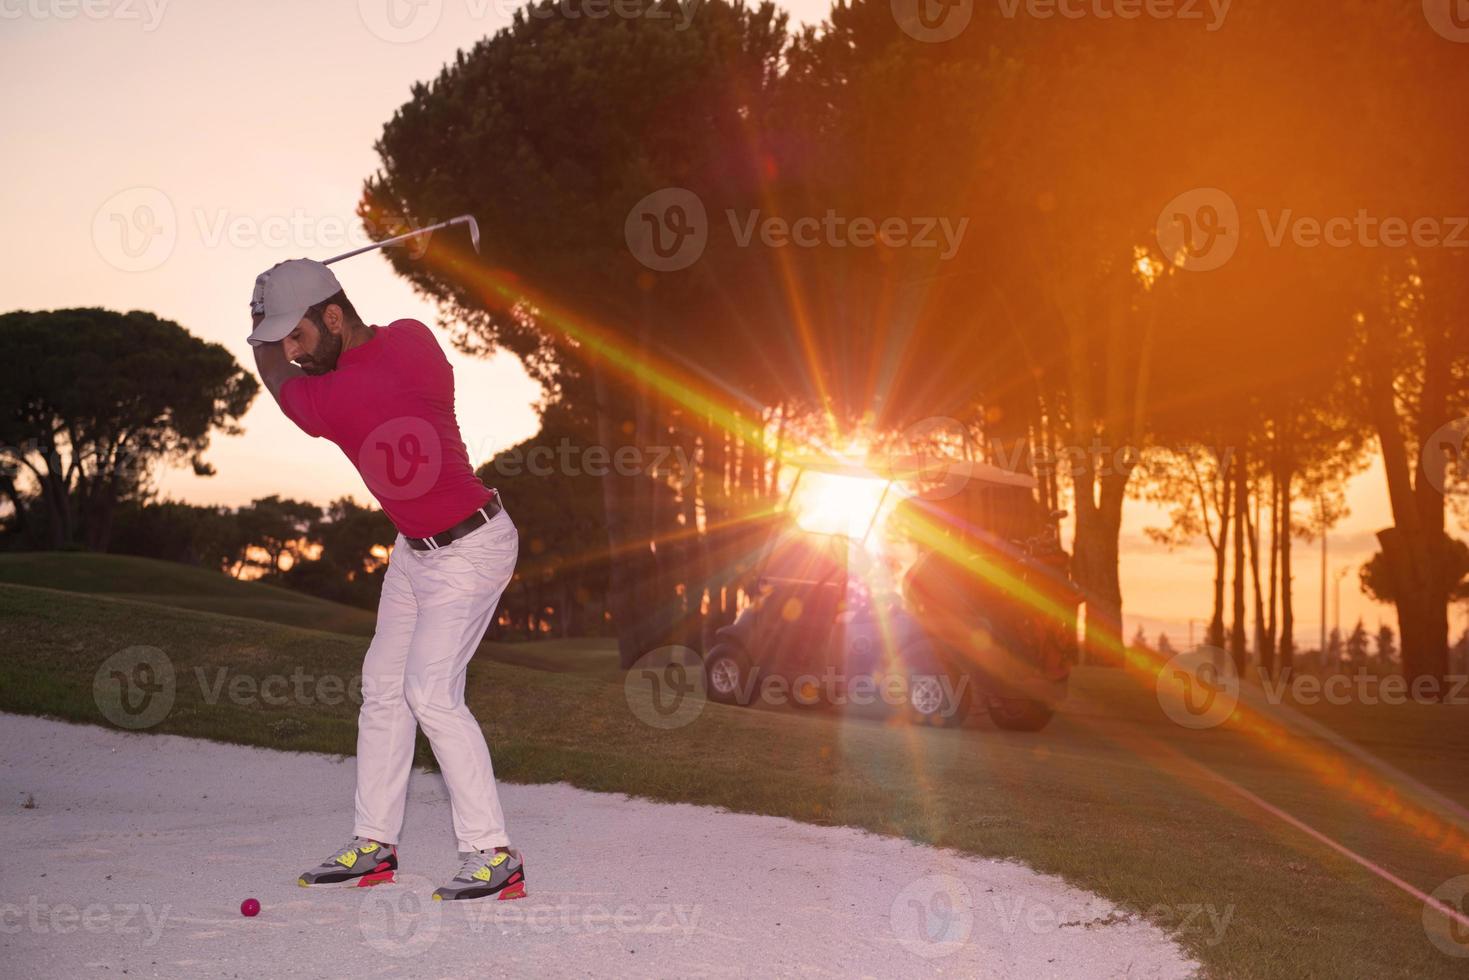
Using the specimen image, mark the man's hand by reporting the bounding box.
[251,314,304,404]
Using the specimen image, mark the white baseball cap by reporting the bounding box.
[247,259,342,346]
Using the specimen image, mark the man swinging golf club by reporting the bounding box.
[247,245,526,903]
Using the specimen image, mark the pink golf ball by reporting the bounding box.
[240,898,261,917]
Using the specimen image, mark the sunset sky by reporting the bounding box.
[3,0,1463,650]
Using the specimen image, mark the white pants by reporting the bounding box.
[354,507,519,852]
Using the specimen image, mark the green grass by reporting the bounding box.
[0,552,377,635]
[1,579,1467,979]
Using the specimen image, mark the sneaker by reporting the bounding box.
[298,837,398,888]
[431,848,526,902]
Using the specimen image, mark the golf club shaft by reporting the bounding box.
[322,215,479,265]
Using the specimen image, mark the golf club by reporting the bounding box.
[322,214,480,265]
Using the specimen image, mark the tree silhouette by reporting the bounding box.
[0,309,257,550]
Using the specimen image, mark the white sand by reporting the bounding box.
[0,713,1198,978]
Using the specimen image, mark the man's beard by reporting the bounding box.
[298,330,344,375]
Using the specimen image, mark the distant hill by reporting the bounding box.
[0,552,376,636]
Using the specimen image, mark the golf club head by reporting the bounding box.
[454,214,481,255]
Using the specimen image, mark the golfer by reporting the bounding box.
[247,258,526,903]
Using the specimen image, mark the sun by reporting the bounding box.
[790,468,892,540]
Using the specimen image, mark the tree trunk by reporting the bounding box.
[1208,457,1232,649]
[1278,470,1295,673]
[1230,445,1248,676]
[1072,467,1126,667]
[1363,304,1450,689]
[591,364,644,669]
[1248,480,1271,678]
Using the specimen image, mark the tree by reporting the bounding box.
[1325,627,1344,669]
[1361,536,1469,606]
[1374,624,1397,667]
[476,402,613,638]
[0,309,257,550]
[280,497,398,608]
[235,496,320,578]
[109,499,248,572]
[1345,619,1370,668]
[363,0,790,665]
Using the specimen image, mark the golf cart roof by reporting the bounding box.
[782,454,1039,490]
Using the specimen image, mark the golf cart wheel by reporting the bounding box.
[905,672,970,728]
[987,698,1053,732]
[704,645,756,706]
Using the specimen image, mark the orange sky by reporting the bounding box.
[3,0,1463,651]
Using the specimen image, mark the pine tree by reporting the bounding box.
[1346,619,1370,666]
[1374,624,1397,666]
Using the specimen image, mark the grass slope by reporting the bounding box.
[1,581,1467,978]
[0,552,376,635]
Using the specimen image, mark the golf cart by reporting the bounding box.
[702,456,1080,731]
